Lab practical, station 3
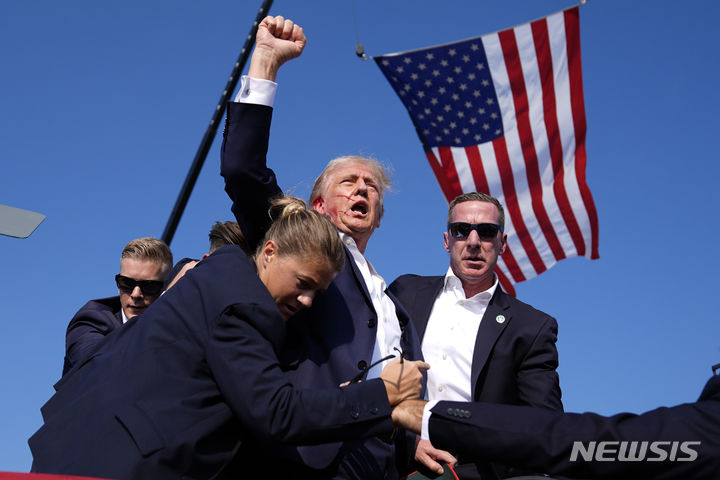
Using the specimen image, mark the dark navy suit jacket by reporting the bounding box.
[388,274,562,478]
[221,101,424,479]
[62,296,122,376]
[30,246,394,480]
[430,373,720,479]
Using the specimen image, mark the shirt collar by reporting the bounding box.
[443,266,499,302]
[339,232,378,275]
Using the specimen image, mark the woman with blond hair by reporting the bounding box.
[30,196,427,480]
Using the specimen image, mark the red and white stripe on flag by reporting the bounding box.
[375,7,599,295]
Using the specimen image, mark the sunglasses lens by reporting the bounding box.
[116,275,163,296]
[476,224,499,238]
[450,223,472,238]
[116,275,135,292]
[140,281,163,296]
[449,222,500,239]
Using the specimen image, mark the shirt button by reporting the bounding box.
[357,360,368,370]
[442,353,447,360]
[438,385,444,392]
[351,410,360,419]
[370,407,379,415]
[368,318,377,328]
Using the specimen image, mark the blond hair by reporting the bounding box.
[120,237,173,275]
[258,196,345,274]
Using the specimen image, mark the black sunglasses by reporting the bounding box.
[447,222,503,239]
[115,274,164,296]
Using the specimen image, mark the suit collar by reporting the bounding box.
[412,278,445,340]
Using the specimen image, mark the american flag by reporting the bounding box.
[375,6,599,295]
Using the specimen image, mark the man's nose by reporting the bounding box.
[353,179,368,197]
[466,229,482,247]
[130,286,144,298]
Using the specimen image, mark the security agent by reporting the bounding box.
[391,364,720,479]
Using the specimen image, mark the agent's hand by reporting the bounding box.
[391,398,426,433]
[380,358,429,406]
[248,15,306,81]
[414,438,457,475]
[165,260,199,290]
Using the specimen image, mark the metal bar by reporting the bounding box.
[161,0,274,245]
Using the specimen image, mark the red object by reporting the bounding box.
[0,473,110,480]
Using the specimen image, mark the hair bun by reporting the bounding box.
[267,196,307,221]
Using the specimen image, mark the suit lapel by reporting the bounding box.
[470,289,511,393]
[413,278,444,341]
[342,247,375,313]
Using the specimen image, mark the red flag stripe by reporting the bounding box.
[425,149,462,202]
[464,145,491,195]
[494,266,517,296]
[564,7,600,259]
[492,137,547,275]
[530,18,584,259]
[498,27,566,265]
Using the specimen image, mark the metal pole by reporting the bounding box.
[161,0,274,245]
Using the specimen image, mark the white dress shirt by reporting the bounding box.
[234,75,277,106]
[340,233,402,379]
[423,267,498,402]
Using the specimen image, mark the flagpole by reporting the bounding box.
[161,0,274,245]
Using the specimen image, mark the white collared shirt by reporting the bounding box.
[340,233,402,379]
[423,267,498,402]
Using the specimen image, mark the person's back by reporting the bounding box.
[35,246,270,479]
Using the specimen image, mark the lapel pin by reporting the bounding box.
[496,315,506,324]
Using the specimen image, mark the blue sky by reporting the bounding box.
[2,0,719,471]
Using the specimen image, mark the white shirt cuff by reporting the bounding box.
[421,400,439,441]
[234,76,277,107]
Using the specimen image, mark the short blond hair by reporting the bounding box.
[121,237,173,275]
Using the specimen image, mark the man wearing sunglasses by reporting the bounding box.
[62,237,172,376]
[388,192,562,479]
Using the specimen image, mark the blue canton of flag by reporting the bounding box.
[378,40,504,149]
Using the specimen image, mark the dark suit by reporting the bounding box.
[30,246,394,480]
[62,296,122,376]
[388,274,561,478]
[429,373,720,479]
[221,101,424,479]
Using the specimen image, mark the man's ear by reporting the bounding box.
[443,232,451,253]
[312,195,325,214]
[499,233,508,254]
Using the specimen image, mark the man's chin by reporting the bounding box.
[125,307,146,318]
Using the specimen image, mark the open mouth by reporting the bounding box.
[350,201,368,216]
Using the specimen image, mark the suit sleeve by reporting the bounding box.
[220,102,283,250]
[516,315,563,411]
[206,304,394,445]
[63,305,119,376]
[430,394,720,479]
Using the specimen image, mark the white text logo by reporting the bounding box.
[569,441,700,462]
